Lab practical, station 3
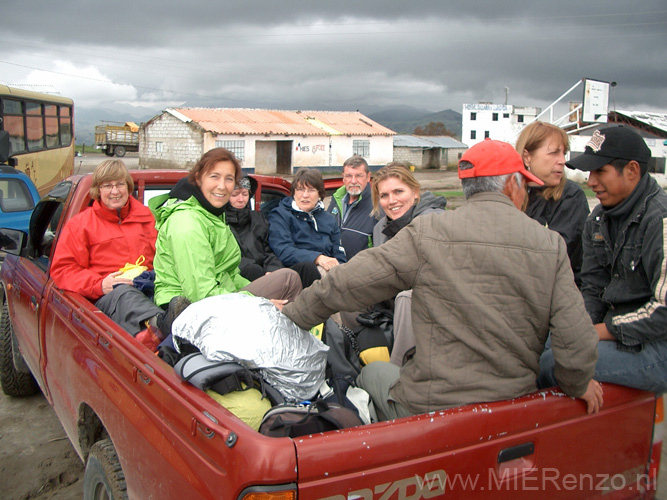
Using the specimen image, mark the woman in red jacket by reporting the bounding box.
[50,160,169,336]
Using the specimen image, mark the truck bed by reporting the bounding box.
[0,169,661,499]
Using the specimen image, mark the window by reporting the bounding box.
[59,106,72,145]
[353,140,370,157]
[470,130,477,140]
[2,98,72,155]
[484,131,490,139]
[215,140,245,161]
[492,113,498,121]
[503,113,510,118]
[25,101,45,150]
[470,112,477,121]
[0,178,35,213]
[44,104,59,148]
[517,115,524,123]
[156,142,164,153]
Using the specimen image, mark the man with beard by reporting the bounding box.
[328,155,377,259]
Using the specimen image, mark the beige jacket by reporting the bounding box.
[283,192,598,414]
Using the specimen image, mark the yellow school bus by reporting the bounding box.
[0,85,74,196]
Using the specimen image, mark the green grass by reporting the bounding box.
[75,144,103,155]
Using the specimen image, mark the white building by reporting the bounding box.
[461,103,541,147]
[139,108,395,174]
[567,110,667,183]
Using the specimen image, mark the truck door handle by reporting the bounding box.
[498,442,535,463]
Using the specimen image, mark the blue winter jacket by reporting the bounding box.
[268,197,347,267]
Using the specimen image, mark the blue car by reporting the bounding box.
[0,165,41,234]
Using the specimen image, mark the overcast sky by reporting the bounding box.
[2,1,666,121]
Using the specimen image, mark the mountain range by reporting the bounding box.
[74,105,463,146]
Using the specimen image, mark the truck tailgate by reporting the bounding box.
[294,385,656,500]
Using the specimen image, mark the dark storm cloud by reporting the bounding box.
[1,0,665,115]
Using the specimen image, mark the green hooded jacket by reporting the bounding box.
[150,195,250,306]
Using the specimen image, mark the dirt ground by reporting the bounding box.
[1,155,665,498]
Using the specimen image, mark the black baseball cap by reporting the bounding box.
[566,125,651,172]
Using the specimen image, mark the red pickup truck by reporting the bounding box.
[0,169,663,500]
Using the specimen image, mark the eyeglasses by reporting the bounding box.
[99,182,128,192]
[295,187,318,195]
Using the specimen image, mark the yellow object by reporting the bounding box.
[359,346,390,365]
[117,255,149,280]
[206,386,272,431]
[310,323,324,341]
[125,121,139,132]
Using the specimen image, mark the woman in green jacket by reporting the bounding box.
[151,148,301,314]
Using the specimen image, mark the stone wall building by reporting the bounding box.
[393,135,467,170]
[139,108,395,173]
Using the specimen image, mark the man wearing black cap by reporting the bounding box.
[539,125,667,393]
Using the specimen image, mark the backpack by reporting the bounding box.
[174,352,284,406]
[355,308,394,365]
[319,374,376,425]
[259,400,364,438]
[321,319,361,378]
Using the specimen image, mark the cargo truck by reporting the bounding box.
[94,121,139,157]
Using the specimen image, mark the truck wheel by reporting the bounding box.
[83,439,128,500]
[113,146,126,157]
[0,302,39,397]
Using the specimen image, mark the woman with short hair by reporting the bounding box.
[151,148,302,310]
[50,159,164,336]
[268,168,347,287]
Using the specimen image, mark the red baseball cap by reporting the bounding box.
[458,138,544,185]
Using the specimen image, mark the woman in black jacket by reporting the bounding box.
[224,176,284,281]
[516,121,590,287]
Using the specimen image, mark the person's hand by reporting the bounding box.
[315,255,339,271]
[101,271,134,295]
[595,323,615,341]
[579,379,604,414]
[270,299,287,311]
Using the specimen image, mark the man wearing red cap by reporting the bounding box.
[539,126,667,393]
[281,139,602,419]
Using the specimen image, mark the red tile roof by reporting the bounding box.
[169,108,395,136]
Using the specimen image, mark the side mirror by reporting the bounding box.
[0,228,27,256]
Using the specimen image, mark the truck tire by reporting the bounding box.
[0,301,39,397]
[83,439,128,500]
[113,146,126,157]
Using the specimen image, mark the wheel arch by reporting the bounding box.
[78,402,110,460]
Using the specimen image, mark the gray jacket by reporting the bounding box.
[373,191,447,246]
[283,192,598,414]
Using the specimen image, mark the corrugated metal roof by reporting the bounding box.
[615,110,667,135]
[168,108,395,136]
[394,135,467,148]
[420,136,467,148]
